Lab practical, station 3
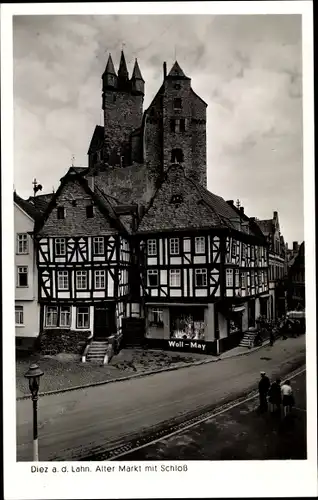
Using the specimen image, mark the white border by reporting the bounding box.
[2,2,316,499]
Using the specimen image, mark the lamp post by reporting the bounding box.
[24,363,44,461]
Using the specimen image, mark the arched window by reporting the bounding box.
[171,148,184,163]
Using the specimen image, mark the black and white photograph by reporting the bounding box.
[2,2,316,499]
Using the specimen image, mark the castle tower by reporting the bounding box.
[102,51,144,168]
[162,61,207,186]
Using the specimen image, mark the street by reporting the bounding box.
[121,370,306,460]
[16,336,305,461]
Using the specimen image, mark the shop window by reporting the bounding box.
[17,234,28,254]
[170,307,205,340]
[195,236,205,254]
[57,271,69,290]
[147,239,157,256]
[195,269,207,287]
[45,306,58,327]
[77,307,90,329]
[226,269,233,287]
[170,269,181,287]
[170,238,180,255]
[93,237,104,255]
[57,207,65,219]
[55,238,66,256]
[149,308,163,327]
[229,312,243,334]
[15,305,24,325]
[17,266,28,287]
[147,270,158,287]
[60,306,71,327]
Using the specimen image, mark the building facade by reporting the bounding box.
[33,52,270,357]
[286,241,305,310]
[256,212,287,320]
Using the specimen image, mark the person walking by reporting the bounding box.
[268,378,281,414]
[281,380,294,417]
[258,371,270,413]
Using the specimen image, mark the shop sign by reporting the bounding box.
[167,339,206,352]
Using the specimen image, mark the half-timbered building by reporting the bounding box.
[33,51,270,358]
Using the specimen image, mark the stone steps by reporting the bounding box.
[239,331,258,347]
[85,341,110,363]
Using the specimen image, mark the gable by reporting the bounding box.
[38,178,119,237]
[137,165,222,233]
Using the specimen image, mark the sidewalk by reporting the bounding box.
[16,335,304,399]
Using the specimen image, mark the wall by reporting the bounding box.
[36,329,90,355]
[15,301,39,338]
[204,303,215,341]
[255,297,261,318]
[14,203,37,301]
[218,312,228,339]
[242,302,249,331]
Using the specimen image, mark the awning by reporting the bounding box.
[232,306,245,313]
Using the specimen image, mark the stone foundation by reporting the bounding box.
[35,329,91,356]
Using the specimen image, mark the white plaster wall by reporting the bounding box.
[15,301,39,338]
[204,304,215,341]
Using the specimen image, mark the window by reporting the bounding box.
[195,269,207,287]
[170,118,186,133]
[149,308,163,326]
[17,234,28,254]
[241,273,246,288]
[235,269,240,287]
[170,238,180,255]
[242,243,246,260]
[147,239,157,256]
[94,270,105,289]
[55,238,66,256]
[195,236,205,254]
[57,271,68,290]
[76,270,87,289]
[45,306,58,327]
[86,205,94,218]
[251,271,255,287]
[173,98,182,110]
[60,306,71,327]
[147,270,158,287]
[170,269,181,287]
[15,305,24,325]
[77,306,90,329]
[171,148,184,163]
[231,241,236,257]
[57,207,65,219]
[93,237,104,255]
[17,266,28,287]
[226,269,233,287]
[170,194,183,205]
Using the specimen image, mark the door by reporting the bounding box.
[122,318,146,347]
[94,304,114,340]
[248,300,255,327]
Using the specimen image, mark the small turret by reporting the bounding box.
[102,54,117,90]
[117,50,129,89]
[131,58,144,96]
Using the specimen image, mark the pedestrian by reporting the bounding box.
[258,371,270,413]
[281,380,294,417]
[269,329,275,346]
[268,378,281,414]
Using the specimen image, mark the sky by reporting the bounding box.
[13,14,304,246]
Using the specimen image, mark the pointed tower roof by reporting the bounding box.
[118,50,129,80]
[167,61,190,80]
[104,53,117,76]
[131,58,144,81]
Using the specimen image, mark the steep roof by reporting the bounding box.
[36,168,126,236]
[27,193,54,214]
[256,219,273,235]
[14,192,41,221]
[137,165,258,236]
[131,58,144,81]
[118,50,129,80]
[104,53,116,76]
[87,125,104,154]
[167,61,190,80]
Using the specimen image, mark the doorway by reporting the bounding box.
[248,300,255,327]
[94,304,115,340]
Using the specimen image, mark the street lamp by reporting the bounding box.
[24,363,44,461]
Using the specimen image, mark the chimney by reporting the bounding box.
[293,241,299,252]
[273,211,278,218]
[227,200,234,207]
[163,62,167,79]
[239,207,244,215]
[250,217,255,222]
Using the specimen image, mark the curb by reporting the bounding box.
[15,339,279,401]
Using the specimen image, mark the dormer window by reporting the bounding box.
[170,194,183,205]
[171,148,184,163]
[57,207,65,219]
[86,205,94,218]
[173,98,182,111]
